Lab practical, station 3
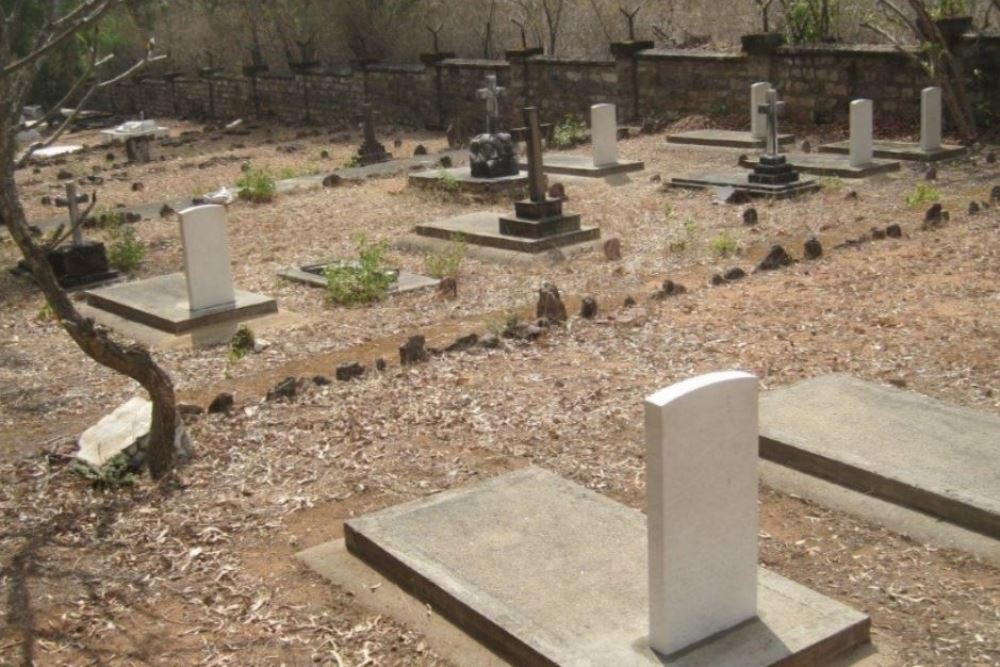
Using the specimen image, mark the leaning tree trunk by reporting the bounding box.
[0,114,180,479]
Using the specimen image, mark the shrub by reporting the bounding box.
[906,183,940,206]
[228,325,255,361]
[325,236,395,305]
[72,453,137,490]
[785,0,840,44]
[550,114,588,149]
[235,167,277,203]
[709,231,740,257]
[438,168,461,194]
[106,220,146,272]
[425,234,466,279]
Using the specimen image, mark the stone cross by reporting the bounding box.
[645,371,759,657]
[849,99,874,168]
[477,75,505,134]
[518,106,547,203]
[362,103,378,147]
[920,86,942,153]
[178,204,236,313]
[757,88,785,157]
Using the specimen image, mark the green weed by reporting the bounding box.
[425,234,466,279]
[325,236,395,305]
[235,167,277,203]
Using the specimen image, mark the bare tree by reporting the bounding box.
[511,0,566,55]
[1,1,183,479]
[864,0,978,143]
[475,0,499,58]
[753,0,779,32]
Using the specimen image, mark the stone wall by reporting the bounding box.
[94,35,999,136]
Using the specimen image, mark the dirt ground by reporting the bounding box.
[1,115,998,666]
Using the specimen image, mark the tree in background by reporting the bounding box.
[0,0,183,479]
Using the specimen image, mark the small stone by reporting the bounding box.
[159,204,175,218]
[548,182,566,200]
[178,403,205,418]
[968,201,981,215]
[885,223,902,238]
[521,324,545,341]
[742,207,758,226]
[438,155,453,168]
[320,150,330,159]
[438,276,457,299]
[652,280,687,300]
[394,137,403,148]
[336,362,366,381]
[266,377,301,401]
[603,237,622,261]
[399,335,429,366]
[649,173,662,183]
[57,169,73,180]
[208,392,234,414]
[803,236,823,260]
[711,274,725,286]
[445,334,479,353]
[536,283,567,324]
[871,227,887,240]
[800,139,812,153]
[580,296,598,319]
[924,166,937,181]
[723,267,747,282]
[375,358,388,372]
[124,212,142,224]
[322,174,343,187]
[923,203,945,228]
[479,333,501,349]
[414,144,428,156]
[755,245,794,272]
[105,152,116,162]
[252,338,270,353]
[624,296,637,307]
[40,195,52,205]
[313,375,331,386]
[985,152,996,164]
[844,189,858,200]
[131,182,145,192]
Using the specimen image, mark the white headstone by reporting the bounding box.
[179,204,236,313]
[646,371,759,657]
[751,82,771,141]
[849,99,874,168]
[920,86,943,153]
[591,103,619,167]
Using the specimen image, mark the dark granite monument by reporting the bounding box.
[355,104,391,166]
[469,75,518,178]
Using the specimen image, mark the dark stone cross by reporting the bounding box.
[758,88,785,157]
[356,103,391,166]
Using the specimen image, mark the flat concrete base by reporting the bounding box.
[335,467,870,667]
[817,140,967,162]
[84,273,277,334]
[669,170,820,199]
[415,211,600,254]
[667,130,794,149]
[278,262,439,293]
[409,166,531,196]
[760,375,1000,539]
[518,153,645,178]
[741,153,900,178]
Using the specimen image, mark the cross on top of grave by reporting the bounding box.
[748,88,800,187]
[477,75,505,134]
[520,106,546,203]
[356,103,391,166]
[757,88,785,158]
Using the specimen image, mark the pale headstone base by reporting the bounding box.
[818,140,966,162]
[408,166,530,196]
[415,211,600,254]
[313,467,870,667]
[667,129,795,149]
[740,153,900,178]
[669,170,820,199]
[518,153,645,178]
[278,262,439,294]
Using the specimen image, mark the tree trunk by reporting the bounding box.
[0,113,180,479]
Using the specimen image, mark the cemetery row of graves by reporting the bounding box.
[0,71,998,665]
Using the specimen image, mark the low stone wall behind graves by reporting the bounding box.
[92,34,999,136]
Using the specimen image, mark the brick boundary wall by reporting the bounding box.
[92,35,999,137]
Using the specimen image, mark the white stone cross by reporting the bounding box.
[477,74,505,134]
[591,103,619,167]
[178,204,236,313]
[751,82,772,141]
[645,371,759,657]
[920,86,943,153]
[757,88,785,157]
[849,99,874,168]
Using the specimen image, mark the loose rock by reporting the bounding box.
[968,201,980,216]
[336,362,366,381]
[322,174,343,187]
[536,282,567,324]
[603,237,622,261]
[804,236,823,260]
[438,276,457,299]
[548,182,566,200]
[652,280,687,300]
[755,245,795,272]
[479,333,501,349]
[742,207,758,226]
[924,166,937,181]
[266,377,301,401]
[885,223,902,238]
[208,392,235,414]
[414,144,428,156]
[723,267,747,282]
[445,334,479,353]
[159,204,175,218]
[580,296,598,319]
[399,335,429,366]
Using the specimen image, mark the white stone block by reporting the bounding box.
[849,99,874,168]
[179,204,236,313]
[921,86,942,152]
[591,103,619,167]
[751,82,771,141]
[76,396,151,467]
[646,371,759,657]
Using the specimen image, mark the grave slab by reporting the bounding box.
[669,170,820,198]
[339,466,870,667]
[415,211,600,254]
[759,375,1000,539]
[817,140,966,162]
[84,272,277,334]
[666,130,794,150]
[278,262,439,293]
[740,153,900,178]
[518,153,645,178]
[408,166,530,196]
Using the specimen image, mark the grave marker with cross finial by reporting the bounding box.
[757,88,785,158]
[477,75,505,134]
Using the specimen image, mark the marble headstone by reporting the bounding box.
[920,86,943,153]
[178,204,236,313]
[849,99,874,168]
[751,82,772,141]
[591,103,619,167]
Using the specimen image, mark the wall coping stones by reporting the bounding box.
[367,63,427,74]
[639,48,745,62]
[776,43,913,58]
[529,56,615,66]
[440,58,510,69]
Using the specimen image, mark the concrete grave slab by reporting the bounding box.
[414,211,600,254]
[666,130,794,150]
[408,166,530,196]
[337,467,870,667]
[669,170,820,198]
[817,140,966,162]
[518,153,645,178]
[759,375,1000,539]
[84,272,277,334]
[279,261,439,294]
[740,153,900,178]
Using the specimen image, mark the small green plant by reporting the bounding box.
[906,183,941,206]
[932,0,966,19]
[72,453,137,490]
[36,301,56,322]
[324,236,395,305]
[235,167,277,203]
[106,220,146,272]
[550,113,588,149]
[343,154,362,168]
[425,234,466,278]
[709,231,740,257]
[819,176,845,191]
[668,218,697,253]
[438,168,461,194]
[228,325,256,361]
[91,209,126,229]
[487,309,520,337]
[785,0,840,44]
